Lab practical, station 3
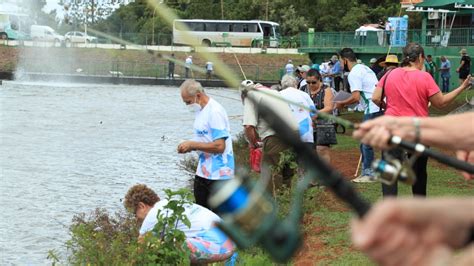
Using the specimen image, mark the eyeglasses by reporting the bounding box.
[306,81,318,85]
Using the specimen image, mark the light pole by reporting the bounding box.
[152,7,157,45]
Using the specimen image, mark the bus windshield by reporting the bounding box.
[273,25,281,38]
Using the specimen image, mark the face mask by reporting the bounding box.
[187,96,201,113]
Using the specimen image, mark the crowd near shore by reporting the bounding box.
[123,41,472,265]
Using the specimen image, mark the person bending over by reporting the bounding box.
[124,184,236,264]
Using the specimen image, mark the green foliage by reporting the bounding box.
[64,208,139,265]
[91,0,415,39]
[132,188,193,265]
[50,188,194,265]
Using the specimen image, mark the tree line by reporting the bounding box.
[31,0,422,38]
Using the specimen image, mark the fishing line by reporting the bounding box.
[233,53,247,80]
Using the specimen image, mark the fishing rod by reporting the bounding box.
[209,90,371,263]
[243,84,474,176]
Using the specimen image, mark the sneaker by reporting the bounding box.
[352,175,377,183]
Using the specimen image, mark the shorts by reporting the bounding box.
[186,226,236,264]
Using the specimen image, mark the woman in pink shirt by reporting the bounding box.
[372,42,472,197]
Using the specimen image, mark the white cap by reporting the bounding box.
[370,58,377,63]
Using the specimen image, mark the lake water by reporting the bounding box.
[0,81,243,264]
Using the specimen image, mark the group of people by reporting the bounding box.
[125,42,472,265]
[369,48,471,94]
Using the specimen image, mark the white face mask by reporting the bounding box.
[187,96,201,113]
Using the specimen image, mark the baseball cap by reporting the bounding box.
[370,58,377,63]
[297,65,311,72]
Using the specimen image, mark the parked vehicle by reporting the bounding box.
[173,19,281,47]
[31,25,64,43]
[0,12,31,40]
[64,31,97,44]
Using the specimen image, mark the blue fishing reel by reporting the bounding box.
[209,177,301,263]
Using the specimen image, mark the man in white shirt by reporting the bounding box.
[240,80,299,195]
[178,79,234,209]
[285,59,294,74]
[124,184,235,264]
[279,74,316,146]
[335,48,383,183]
[185,55,193,78]
[206,61,213,80]
[385,20,392,45]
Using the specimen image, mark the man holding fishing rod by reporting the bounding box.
[177,79,234,211]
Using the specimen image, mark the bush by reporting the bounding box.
[51,189,193,265]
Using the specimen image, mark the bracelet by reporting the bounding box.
[412,117,421,143]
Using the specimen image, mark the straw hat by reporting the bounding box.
[380,54,399,67]
[459,48,467,55]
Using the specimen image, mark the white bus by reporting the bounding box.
[172,19,281,47]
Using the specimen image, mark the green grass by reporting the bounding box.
[234,94,474,264]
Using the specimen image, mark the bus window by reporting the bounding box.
[233,23,243,32]
[10,16,19,30]
[217,23,230,32]
[205,23,216,32]
[261,24,272,37]
[273,25,281,37]
[249,23,259,33]
[242,24,248,32]
[176,21,187,31]
[192,22,205,31]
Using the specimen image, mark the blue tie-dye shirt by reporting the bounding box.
[193,98,234,180]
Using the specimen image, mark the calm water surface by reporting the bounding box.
[0,81,242,264]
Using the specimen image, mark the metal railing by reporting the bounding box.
[94,33,301,48]
[299,27,473,48]
[17,57,284,81]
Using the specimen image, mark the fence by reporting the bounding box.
[17,57,284,81]
[299,27,474,48]
[91,32,299,48]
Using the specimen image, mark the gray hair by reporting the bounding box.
[180,79,204,96]
[281,74,298,90]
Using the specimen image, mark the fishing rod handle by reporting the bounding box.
[391,136,474,174]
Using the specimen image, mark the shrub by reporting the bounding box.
[51,189,193,265]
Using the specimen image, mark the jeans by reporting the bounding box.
[441,74,450,93]
[361,111,384,176]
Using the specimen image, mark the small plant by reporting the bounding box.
[50,188,194,265]
[132,188,193,265]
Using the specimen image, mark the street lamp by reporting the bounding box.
[152,7,157,45]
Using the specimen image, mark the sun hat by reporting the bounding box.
[380,54,399,67]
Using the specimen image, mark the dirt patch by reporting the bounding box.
[329,148,362,180]
[294,148,360,264]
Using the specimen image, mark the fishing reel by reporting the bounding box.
[372,149,417,185]
[209,176,301,263]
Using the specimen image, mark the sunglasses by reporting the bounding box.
[306,81,318,85]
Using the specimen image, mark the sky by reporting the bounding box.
[44,0,60,13]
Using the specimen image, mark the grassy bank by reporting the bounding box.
[0,46,309,80]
